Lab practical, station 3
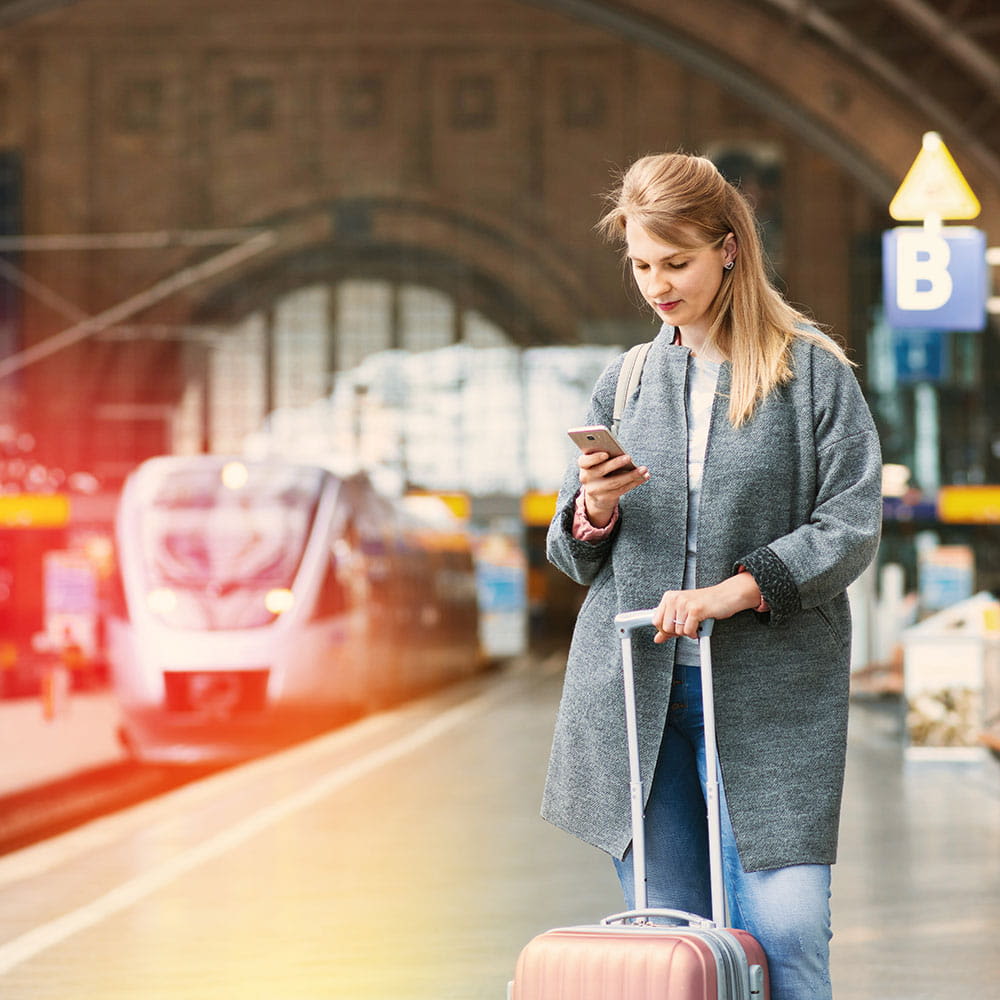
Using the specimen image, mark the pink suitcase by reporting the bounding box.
[509,610,770,999]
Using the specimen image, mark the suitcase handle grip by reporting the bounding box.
[614,609,715,636]
[600,908,716,930]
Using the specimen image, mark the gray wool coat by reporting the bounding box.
[543,326,883,872]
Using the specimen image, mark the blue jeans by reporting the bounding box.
[613,664,833,1000]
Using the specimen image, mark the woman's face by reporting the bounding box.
[625,220,736,340]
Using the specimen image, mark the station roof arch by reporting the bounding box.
[3,0,999,206]
[521,0,1000,208]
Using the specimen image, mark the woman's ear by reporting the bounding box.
[723,232,738,267]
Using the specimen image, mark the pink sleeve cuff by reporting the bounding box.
[572,491,620,541]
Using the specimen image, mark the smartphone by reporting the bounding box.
[567,425,636,471]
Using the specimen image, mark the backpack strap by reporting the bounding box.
[611,341,653,434]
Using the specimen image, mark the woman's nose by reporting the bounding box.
[647,269,672,297]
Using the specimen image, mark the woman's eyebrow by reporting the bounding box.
[627,249,686,263]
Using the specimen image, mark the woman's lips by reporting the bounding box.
[656,300,680,312]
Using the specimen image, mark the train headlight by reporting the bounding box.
[264,588,295,615]
[221,461,249,490]
[147,587,178,615]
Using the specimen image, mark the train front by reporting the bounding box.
[108,456,341,763]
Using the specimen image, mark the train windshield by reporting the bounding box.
[136,461,326,630]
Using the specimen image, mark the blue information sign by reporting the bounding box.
[882,226,987,331]
[892,328,948,384]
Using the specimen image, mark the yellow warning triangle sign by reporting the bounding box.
[889,132,980,221]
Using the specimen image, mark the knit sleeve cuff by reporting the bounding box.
[735,546,800,624]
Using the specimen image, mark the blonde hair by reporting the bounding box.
[598,152,852,427]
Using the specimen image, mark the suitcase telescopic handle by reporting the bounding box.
[613,609,726,928]
[615,609,715,637]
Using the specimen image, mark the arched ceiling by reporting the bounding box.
[759,0,1000,184]
[527,0,1000,206]
[3,0,999,202]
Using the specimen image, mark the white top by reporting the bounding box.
[675,352,721,666]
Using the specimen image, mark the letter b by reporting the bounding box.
[896,230,953,311]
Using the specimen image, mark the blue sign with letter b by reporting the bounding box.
[882,226,987,331]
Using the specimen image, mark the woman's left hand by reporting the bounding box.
[651,573,763,643]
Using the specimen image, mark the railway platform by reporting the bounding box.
[0,652,998,999]
[0,689,125,797]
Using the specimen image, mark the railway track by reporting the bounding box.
[0,760,223,856]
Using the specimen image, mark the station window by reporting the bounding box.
[208,314,266,453]
[398,285,456,353]
[274,286,331,406]
[335,279,509,366]
[335,280,393,371]
[193,279,513,455]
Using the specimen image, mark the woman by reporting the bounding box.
[544,152,882,999]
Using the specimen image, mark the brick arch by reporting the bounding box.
[531,0,1000,229]
[188,194,603,347]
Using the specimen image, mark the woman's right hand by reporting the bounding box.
[578,451,650,528]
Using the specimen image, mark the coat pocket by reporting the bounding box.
[812,603,849,649]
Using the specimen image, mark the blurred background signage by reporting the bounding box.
[918,543,975,612]
[883,226,987,330]
[938,484,1000,524]
[882,132,987,332]
[891,327,949,384]
[0,493,69,528]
